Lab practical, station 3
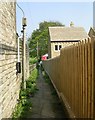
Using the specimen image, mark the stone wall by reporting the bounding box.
[50,42,76,58]
[0,3,29,119]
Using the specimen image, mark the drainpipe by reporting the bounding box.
[18,36,20,62]
[16,3,27,89]
[22,18,27,89]
[16,35,21,74]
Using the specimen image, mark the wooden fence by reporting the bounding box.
[43,37,95,118]
[29,64,36,74]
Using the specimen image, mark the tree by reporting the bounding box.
[28,21,64,59]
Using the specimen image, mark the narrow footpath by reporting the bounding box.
[26,67,67,118]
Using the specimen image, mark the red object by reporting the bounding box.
[41,56,47,60]
[41,54,48,60]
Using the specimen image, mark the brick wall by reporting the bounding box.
[0,3,29,119]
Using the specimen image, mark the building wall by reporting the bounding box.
[50,42,75,58]
[0,3,28,119]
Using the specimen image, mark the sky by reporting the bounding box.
[16,2,93,38]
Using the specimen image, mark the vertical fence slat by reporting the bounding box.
[91,37,95,118]
[87,38,91,118]
[80,41,83,117]
[82,40,85,118]
[83,39,88,118]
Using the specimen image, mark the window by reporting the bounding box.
[55,45,62,51]
[59,45,62,50]
[55,45,58,51]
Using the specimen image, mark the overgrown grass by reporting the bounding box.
[42,68,51,84]
[12,68,38,119]
[26,68,39,96]
[42,68,57,96]
[29,57,37,64]
[43,72,51,84]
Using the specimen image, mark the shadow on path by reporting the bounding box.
[26,67,68,118]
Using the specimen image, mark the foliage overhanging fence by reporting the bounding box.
[43,37,95,118]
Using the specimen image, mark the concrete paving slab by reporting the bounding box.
[25,67,67,118]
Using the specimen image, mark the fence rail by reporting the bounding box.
[29,64,36,74]
[43,37,95,118]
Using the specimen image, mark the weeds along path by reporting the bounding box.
[25,67,67,118]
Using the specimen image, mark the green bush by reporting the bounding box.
[12,68,38,119]
[26,68,38,96]
[29,57,37,64]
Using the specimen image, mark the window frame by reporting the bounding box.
[54,43,62,52]
[59,45,62,50]
[55,45,58,51]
